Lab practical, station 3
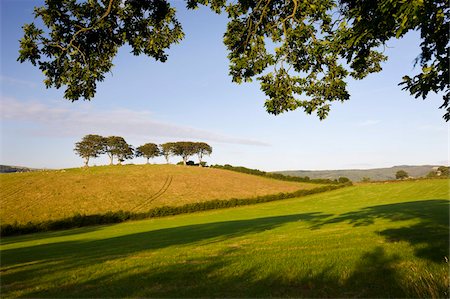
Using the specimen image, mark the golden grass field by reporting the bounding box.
[0,164,320,224]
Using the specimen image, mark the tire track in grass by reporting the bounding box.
[1,175,57,222]
[130,175,173,212]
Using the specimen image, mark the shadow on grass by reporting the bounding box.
[1,212,330,268]
[2,200,449,298]
[18,246,447,298]
[0,225,104,246]
[311,199,449,262]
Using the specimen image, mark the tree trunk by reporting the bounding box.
[146,157,149,164]
[165,155,169,164]
[84,157,89,167]
[109,154,114,165]
[183,156,187,166]
[198,154,203,167]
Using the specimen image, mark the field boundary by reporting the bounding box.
[211,164,347,184]
[0,183,351,237]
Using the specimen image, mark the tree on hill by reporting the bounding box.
[161,142,176,164]
[171,142,198,166]
[74,134,106,167]
[104,136,128,165]
[116,140,134,165]
[194,142,212,167]
[18,0,449,120]
[337,177,350,184]
[395,170,409,180]
[136,143,161,164]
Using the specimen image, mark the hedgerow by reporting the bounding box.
[0,183,350,237]
[211,164,348,184]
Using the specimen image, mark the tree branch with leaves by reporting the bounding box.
[19,0,449,120]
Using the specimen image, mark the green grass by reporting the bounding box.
[1,179,449,298]
[0,164,318,224]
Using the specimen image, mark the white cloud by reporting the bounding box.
[0,76,37,88]
[1,96,269,146]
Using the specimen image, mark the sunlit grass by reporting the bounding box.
[0,164,318,224]
[1,179,448,298]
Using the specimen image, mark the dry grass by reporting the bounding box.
[0,164,319,224]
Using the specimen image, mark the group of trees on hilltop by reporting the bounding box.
[74,135,212,167]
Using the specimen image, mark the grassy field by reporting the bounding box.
[0,164,318,224]
[1,179,448,298]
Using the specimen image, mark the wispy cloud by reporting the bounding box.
[1,96,269,146]
[0,76,37,88]
[357,120,381,127]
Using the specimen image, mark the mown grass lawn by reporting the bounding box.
[1,179,448,298]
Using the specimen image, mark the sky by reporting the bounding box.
[0,0,448,171]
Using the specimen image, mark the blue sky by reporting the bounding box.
[1,0,448,171]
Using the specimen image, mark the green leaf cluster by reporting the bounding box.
[105,136,134,165]
[19,0,449,120]
[136,143,161,163]
[18,0,183,101]
[74,134,107,166]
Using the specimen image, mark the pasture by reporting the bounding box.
[1,179,448,298]
[0,164,318,224]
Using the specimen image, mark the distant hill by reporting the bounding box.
[274,165,441,182]
[0,165,39,173]
[0,164,321,224]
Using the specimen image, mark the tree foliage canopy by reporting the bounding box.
[136,143,161,163]
[115,140,134,164]
[105,136,127,165]
[19,0,449,120]
[171,141,198,165]
[395,170,409,180]
[194,142,212,166]
[74,134,106,166]
[161,142,176,164]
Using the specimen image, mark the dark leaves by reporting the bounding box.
[19,0,449,120]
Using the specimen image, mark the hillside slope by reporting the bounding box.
[276,165,440,181]
[1,179,448,298]
[0,164,319,224]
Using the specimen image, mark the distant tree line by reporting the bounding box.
[74,134,212,167]
[211,164,352,185]
[395,166,449,180]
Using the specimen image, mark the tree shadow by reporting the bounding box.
[2,203,448,298]
[2,212,335,297]
[20,246,447,298]
[310,199,449,262]
[1,212,330,268]
[0,225,104,246]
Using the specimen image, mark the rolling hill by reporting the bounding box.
[275,165,441,181]
[0,164,320,224]
[1,179,448,298]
